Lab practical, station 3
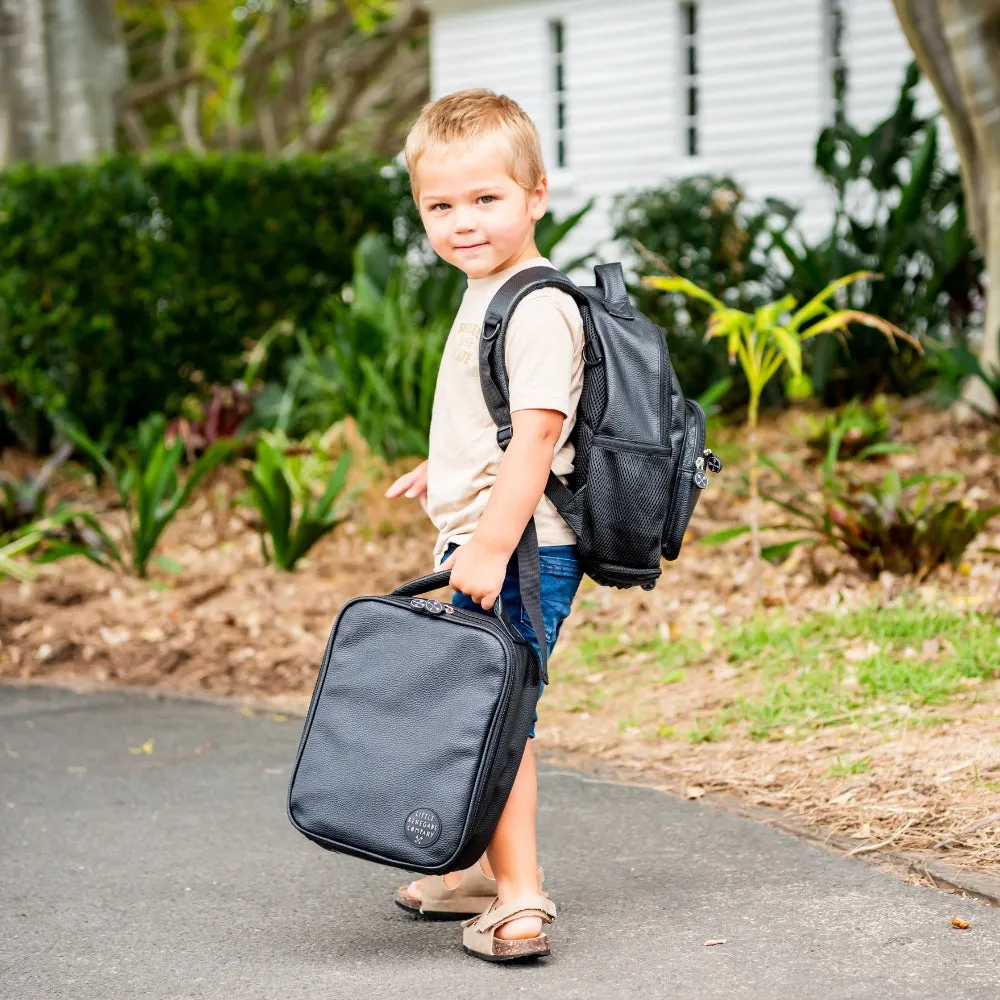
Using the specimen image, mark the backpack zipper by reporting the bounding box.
[663,399,706,553]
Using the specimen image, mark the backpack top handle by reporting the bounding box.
[593,262,634,320]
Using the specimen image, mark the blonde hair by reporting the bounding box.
[404,89,546,194]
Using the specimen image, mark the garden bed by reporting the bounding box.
[2,401,1000,879]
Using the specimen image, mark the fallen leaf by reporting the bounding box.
[127,739,154,755]
[952,917,970,929]
[269,713,287,722]
[845,641,880,662]
[829,788,858,805]
[99,626,131,647]
[704,939,726,947]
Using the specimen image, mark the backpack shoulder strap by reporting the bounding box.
[478,266,589,549]
[479,265,587,449]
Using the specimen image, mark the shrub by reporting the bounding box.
[251,234,450,460]
[646,269,919,598]
[240,431,352,571]
[746,462,1000,579]
[802,395,913,472]
[0,442,72,536]
[614,66,983,406]
[614,175,776,399]
[926,341,1000,422]
[60,413,234,577]
[0,154,404,452]
[770,63,983,400]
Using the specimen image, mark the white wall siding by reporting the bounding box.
[697,0,833,239]
[431,0,680,268]
[427,0,938,268]
[845,0,955,164]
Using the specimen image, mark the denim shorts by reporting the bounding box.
[440,542,583,738]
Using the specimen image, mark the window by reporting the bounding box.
[549,19,568,168]
[825,0,847,122]
[680,2,698,157]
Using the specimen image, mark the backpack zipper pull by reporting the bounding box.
[703,448,723,474]
[695,449,722,490]
[694,455,709,490]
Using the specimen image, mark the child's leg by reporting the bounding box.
[485,737,543,940]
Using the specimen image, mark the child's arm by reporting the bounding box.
[442,407,564,608]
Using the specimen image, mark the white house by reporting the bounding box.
[426,0,953,266]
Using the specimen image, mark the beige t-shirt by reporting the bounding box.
[427,257,585,564]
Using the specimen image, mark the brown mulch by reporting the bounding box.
[2,399,1000,879]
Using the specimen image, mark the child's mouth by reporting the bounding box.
[455,243,488,252]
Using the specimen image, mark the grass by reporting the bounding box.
[561,597,1000,743]
[827,754,873,778]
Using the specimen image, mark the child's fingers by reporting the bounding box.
[406,470,428,497]
[384,471,415,498]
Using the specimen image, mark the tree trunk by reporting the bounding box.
[0,0,54,161]
[0,0,124,165]
[893,0,1000,410]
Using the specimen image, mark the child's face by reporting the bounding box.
[413,138,548,279]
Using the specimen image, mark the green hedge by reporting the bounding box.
[0,154,407,450]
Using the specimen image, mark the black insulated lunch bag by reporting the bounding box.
[287,530,551,874]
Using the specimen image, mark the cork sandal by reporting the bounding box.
[461,894,557,963]
[394,862,501,920]
[395,864,545,920]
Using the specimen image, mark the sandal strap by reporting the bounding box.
[473,893,556,932]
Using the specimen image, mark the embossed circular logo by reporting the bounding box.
[404,808,442,847]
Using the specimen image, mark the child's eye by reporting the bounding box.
[430,202,450,212]
[478,195,496,205]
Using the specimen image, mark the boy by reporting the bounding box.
[384,89,584,962]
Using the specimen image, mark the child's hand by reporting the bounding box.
[441,538,509,610]
[385,460,428,512]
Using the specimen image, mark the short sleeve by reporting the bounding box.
[504,290,583,417]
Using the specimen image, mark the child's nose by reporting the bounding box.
[452,206,477,232]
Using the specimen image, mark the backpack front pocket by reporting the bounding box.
[661,399,707,561]
[582,436,673,571]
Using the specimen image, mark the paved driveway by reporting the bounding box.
[2,684,997,999]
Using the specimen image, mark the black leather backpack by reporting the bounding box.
[481,262,722,591]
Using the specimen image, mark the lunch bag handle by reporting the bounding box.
[390,522,550,683]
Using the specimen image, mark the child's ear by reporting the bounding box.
[528,174,549,222]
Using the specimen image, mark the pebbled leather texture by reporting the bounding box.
[287,587,540,875]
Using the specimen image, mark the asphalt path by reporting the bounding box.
[2,684,997,999]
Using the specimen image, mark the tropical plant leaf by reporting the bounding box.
[699,525,752,545]
[645,275,726,310]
